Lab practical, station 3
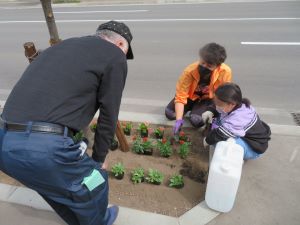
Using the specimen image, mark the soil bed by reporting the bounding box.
[89,122,209,217]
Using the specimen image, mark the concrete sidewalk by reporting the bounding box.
[0,201,65,225]
[0,133,299,225]
[206,133,300,225]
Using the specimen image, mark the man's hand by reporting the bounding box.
[202,111,214,124]
[101,159,108,170]
[173,119,184,135]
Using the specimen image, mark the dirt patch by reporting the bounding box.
[180,160,208,184]
[98,123,209,217]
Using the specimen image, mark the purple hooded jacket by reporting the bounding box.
[206,104,271,154]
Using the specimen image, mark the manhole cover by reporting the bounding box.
[291,112,300,126]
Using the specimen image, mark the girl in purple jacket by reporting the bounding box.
[203,83,271,160]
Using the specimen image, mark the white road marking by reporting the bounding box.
[0,17,299,24]
[51,0,299,8]
[241,42,300,46]
[289,148,299,162]
[54,10,148,14]
[0,0,298,10]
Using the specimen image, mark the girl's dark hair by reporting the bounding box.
[215,83,251,108]
[199,43,227,66]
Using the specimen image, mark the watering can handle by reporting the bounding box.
[221,163,230,173]
[227,138,236,144]
[223,138,236,157]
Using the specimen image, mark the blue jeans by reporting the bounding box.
[235,137,261,160]
[0,124,111,225]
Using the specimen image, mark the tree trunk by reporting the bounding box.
[116,121,130,152]
[40,0,61,45]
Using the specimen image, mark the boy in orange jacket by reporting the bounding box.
[165,43,232,134]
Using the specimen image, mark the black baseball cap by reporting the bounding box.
[97,20,134,60]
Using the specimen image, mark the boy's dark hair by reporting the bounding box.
[199,43,227,66]
[215,83,251,108]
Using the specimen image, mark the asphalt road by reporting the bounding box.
[0,0,300,112]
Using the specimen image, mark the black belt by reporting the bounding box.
[0,119,75,137]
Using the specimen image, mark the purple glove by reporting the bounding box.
[173,119,184,135]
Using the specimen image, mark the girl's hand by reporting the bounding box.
[203,137,209,148]
[202,111,214,124]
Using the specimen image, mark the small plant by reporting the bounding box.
[73,130,84,143]
[169,174,184,189]
[131,168,145,184]
[178,142,191,159]
[154,127,165,139]
[110,138,119,151]
[139,122,149,138]
[179,131,190,142]
[157,138,173,158]
[179,140,185,145]
[132,137,154,155]
[111,163,125,180]
[90,123,97,133]
[146,169,164,185]
[132,137,144,154]
[122,122,132,136]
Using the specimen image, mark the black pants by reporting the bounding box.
[165,98,214,128]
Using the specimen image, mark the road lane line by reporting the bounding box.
[289,148,299,162]
[0,0,298,9]
[54,10,148,14]
[0,17,300,24]
[241,42,300,46]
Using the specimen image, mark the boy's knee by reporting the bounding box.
[189,114,205,128]
[165,107,176,120]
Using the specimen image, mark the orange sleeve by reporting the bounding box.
[209,65,233,99]
[174,68,194,105]
[219,66,232,83]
